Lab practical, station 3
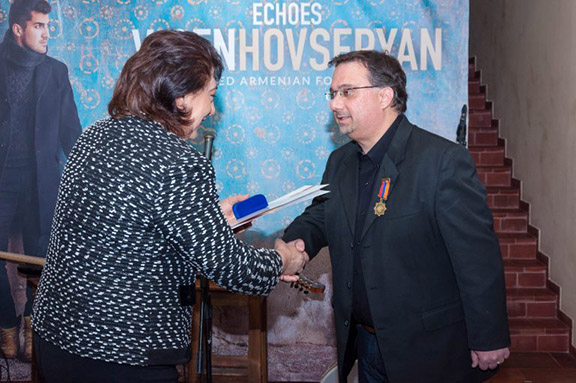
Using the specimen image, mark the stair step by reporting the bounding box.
[469,79,481,94]
[469,127,499,146]
[477,166,512,187]
[469,118,500,131]
[468,61,477,79]
[498,233,538,260]
[469,93,486,110]
[492,209,528,234]
[509,318,570,352]
[504,259,547,288]
[469,109,493,128]
[469,59,573,355]
[469,146,505,166]
[487,187,520,209]
[507,288,558,318]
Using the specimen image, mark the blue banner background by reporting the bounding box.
[0,0,469,237]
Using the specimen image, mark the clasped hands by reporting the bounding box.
[220,195,308,281]
[274,239,309,282]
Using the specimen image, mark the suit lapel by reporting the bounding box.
[360,116,413,239]
[339,150,359,237]
[33,60,51,108]
[0,58,7,103]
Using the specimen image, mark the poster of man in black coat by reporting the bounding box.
[0,0,81,362]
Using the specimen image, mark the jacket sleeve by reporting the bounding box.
[153,154,282,296]
[435,145,511,351]
[57,64,82,156]
[282,152,334,259]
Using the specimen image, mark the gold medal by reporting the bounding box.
[374,178,391,216]
[374,200,387,216]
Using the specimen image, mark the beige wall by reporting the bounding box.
[470,0,576,346]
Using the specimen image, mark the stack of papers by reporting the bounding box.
[231,184,329,229]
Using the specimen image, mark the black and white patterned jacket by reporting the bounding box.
[32,116,282,366]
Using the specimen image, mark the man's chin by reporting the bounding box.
[338,126,353,135]
[31,46,48,54]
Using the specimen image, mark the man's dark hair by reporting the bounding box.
[8,0,51,29]
[108,30,223,138]
[329,50,408,113]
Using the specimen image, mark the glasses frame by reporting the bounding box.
[325,85,380,101]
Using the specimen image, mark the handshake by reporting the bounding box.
[274,239,309,283]
[220,194,309,282]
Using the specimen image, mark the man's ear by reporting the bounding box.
[12,23,23,39]
[379,87,395,110]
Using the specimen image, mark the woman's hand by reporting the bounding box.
[220,194,250,227]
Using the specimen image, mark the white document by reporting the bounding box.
[231,184,329,229]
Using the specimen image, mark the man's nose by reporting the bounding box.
[329,95,344,111]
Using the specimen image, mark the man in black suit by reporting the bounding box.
[0,0,81,361]
[283,50,510,383]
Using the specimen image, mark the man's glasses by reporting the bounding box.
[324,86,380,101]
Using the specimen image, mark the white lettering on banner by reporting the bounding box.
[131,28,443,72]
[239,29,259,71]
[398,29,418,70]
[263,29,284,71]
[213,29,236,71]
[333,28,352,56]
[315,76,332,86]
[355,29,375,50]
[286,29,307,71]
[420,28,442,70]
[219,76,236,86]
[375,28,397,53]
[131,29,145,51]
[309,28,330,71]
[253,2,322,26]
[238,76,311,86]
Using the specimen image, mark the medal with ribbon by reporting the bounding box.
[374,177,391,216]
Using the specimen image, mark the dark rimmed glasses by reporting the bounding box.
[324,86,380,101]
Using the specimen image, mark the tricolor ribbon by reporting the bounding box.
[378,178,391,202]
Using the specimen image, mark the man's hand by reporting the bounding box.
[471,347,510,370]
[274,239,309,283]
[219,194,249,226]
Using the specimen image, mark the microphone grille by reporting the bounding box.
[204,128,216,140]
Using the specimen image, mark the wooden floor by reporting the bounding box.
[486,352,576,383]
[11,352,576,383]
[272,352,576,383]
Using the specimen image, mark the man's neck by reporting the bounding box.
[2,32,46,68]
[357,111,400,154]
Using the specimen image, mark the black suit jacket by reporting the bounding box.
[284,117,510,383]
[0,43,82,256]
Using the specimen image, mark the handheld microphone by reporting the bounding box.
[203,128,216,162]
[456,104,467,147]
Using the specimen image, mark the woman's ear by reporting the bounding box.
[175,96,186,111]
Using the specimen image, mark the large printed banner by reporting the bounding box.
[0,0,469,237]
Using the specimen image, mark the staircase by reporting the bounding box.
[468,58,573,353]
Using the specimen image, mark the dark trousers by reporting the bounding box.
[34,334,180,383]
[356,324,389,383]
[0,157,38,327]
